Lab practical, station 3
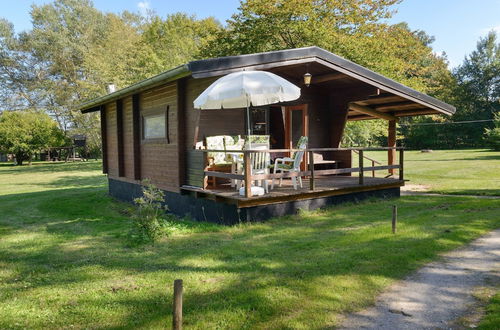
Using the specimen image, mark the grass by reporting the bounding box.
[0,153,499,328]
[360,149,500,196]
[479,291,500,329]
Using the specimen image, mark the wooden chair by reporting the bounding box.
[271,136,308,190]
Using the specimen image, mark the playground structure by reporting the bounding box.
[44,135,88,162]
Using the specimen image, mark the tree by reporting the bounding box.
[484,112,500,150]
[200,0,401,58]
[199,0,455,147]
[142,13,221,68]
[0,111,66,165]
[402,31,500,149]
[0,1,222,157]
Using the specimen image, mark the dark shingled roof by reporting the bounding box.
[79,46,455,115]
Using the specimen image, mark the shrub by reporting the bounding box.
[130,180,168,245]
[484,112,500,151]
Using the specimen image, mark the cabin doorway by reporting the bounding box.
[284,104,308,149]
[283,104,309,170]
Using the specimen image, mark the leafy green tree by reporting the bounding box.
[452,31,500,147]
[343,120,387,147]
[1,0,222,157]
[402,31,499,149]
[200,0,401,58]
[0,111,66,165]
[199,0,455,147]
[142,13,221,68]
[484,112,500,150]
[0,19,50,112]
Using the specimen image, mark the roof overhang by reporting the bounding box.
[80,65,191,113]
[78,46,455,117]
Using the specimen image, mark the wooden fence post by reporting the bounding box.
[358,150,364,185]
[308,150,315,191]
[244,151,252,198]
[173,279,183,330]
[399,149,404,181]
[392,205,397,234]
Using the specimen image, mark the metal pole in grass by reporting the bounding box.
[173,279,183,330]
[392,205,397,234]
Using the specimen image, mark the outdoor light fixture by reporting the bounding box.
[303,72,312,87]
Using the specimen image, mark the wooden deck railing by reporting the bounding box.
[353,149,382,178]
[189,147,404,197]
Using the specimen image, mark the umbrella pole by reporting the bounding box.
[246,105,252,148]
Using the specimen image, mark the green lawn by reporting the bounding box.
[479,291,500,329]
[0,154,499,329]
[361,149,500,196]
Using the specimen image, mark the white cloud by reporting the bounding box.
[137,1,151,16]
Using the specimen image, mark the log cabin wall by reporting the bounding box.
[122,96,135,179]
[105,102,118,178]
[185,77,214,147]
[329,85,379,147]
[184,77,340,150]
[139,82,179,192]
[198,108,246,139]
[103,82,179,193]
[298,86,331,148]
[184,76,246,147]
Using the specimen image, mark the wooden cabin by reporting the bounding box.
[79,46,455,224]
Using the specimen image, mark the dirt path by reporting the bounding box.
[341,229,500,329]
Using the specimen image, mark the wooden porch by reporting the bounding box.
[181,147,404,208]
[181,175,403,208]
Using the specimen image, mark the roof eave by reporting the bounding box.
[188,46,456,116]
[79,64,191,113]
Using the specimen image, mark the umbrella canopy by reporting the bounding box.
[193,70,301,110]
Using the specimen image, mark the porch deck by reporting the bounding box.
[181,175,404,208]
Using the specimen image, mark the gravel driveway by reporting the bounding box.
[341,228,500,329]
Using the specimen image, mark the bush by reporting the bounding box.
[130,180,168,245]
[484,112,500,151]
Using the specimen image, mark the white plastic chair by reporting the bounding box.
[271,136,308,190]
[237,144,271,193]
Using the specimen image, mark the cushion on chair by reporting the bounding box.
[206,135,231,165]
[269,162,293,170]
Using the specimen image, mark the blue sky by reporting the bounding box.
[3,0,500,68]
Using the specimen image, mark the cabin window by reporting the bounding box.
[143,113,165,139]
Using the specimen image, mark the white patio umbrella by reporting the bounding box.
[193,70,301,138]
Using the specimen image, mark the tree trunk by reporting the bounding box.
[15,153,26,165]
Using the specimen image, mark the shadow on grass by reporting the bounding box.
[427,188,500,197]
[11,175,107,188]
[1,188,499,328]
[0,160,103,174]
[409,154,500,161]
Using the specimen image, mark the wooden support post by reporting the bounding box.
[371,160,375,177]
[392,205,397,234]
[177,78,187,186]
[308,151,315,191]
[100,105,108,174]
[388,120,396,175]
[132,94,142,180]
[172,279,183,330]
[116,99,125,177]
[244,152,252,198]
[399,149,404,181]
[358,150,364,185]
[202,152,208,189]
